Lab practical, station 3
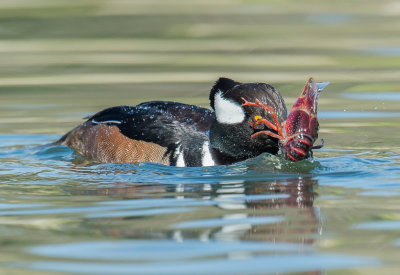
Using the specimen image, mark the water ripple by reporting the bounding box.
[29,239,312,261]
[172,215,284,229]
[27,254,378,275]
[342,92,400,101]
[355,220,400,230]
[87,207,193,219]
[319,110,400,119]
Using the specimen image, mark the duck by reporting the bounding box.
[55,77,288,167]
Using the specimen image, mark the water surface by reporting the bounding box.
[1,1,400,275]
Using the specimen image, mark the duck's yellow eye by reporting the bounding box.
[254,115,262,121]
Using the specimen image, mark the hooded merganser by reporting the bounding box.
[56,77,287,167]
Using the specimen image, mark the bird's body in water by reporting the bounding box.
[56,77,325,166]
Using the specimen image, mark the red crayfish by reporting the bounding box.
[241,77,329,162]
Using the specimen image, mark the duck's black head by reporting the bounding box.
[209,77,288,161]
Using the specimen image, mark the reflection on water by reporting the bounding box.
[306,13,353,25]
[29,240,314,261]
[355,221,400,230]
[21,172,374,275]
[342,92,400,101]
[320,110,400,119]
[28,255,377,275]
[1,0,400,274]
[362,46,400,56]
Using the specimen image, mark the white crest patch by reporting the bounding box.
[214,91,245,124]
[201,141,215,166]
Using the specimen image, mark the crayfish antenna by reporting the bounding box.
[312,139,324,149]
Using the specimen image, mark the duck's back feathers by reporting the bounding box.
[57,101,216,166]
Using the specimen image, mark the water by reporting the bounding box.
[1,0,400,274]
[2,136,396,275]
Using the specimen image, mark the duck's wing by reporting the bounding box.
[58,101,216,166]
[87,101,214,145]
